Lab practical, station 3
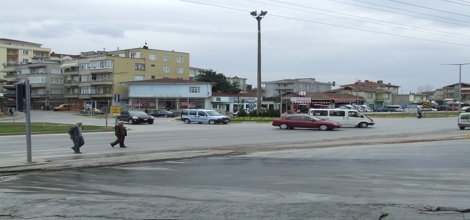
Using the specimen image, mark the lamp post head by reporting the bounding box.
[251,10,267,18]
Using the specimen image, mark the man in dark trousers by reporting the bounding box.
[110,121,128,148]
[68,121,85,154]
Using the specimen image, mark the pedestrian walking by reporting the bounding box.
[110,121,128,148]
[68,121,85,154]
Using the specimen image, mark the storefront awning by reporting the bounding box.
[60,63,79,69]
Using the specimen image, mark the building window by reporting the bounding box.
[50,78,64,84]
[163,55,170,61]
[20,68,30,74]
[89,60,113,69]
[177,56,184,63]
[163,66,170,73]
[149,54,156,60]
[81,75,91,82]
[50,89,63,94]
[22,50,29,55]
[81,87,92,94]
[51,68,62,74]
[35,89,45,95]
[31,68,45,74]
[130,53,136,58]
[34,52,43,57]
[135,63,145,70]
[189,87,200,93]
[134,75,144,81]
[177,67,184,74]
[151,75,155,79]
[385,94,390,99]
[28,76,47,84]
[367,93,373,99]
[22,58,29,64]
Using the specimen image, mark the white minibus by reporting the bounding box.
[308,108,375,128]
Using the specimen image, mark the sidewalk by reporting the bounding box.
[0,150,242,175]
[0,112,25,121]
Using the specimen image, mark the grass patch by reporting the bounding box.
[0,122,114,134]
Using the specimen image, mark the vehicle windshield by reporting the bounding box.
[129,111,148,116]
[206,111,222,116]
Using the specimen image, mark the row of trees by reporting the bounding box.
[195,69,242,94]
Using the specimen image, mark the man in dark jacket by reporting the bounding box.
[110,121,128,148]
[68,121,85,154]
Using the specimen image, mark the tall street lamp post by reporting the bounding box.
[251,10,267,114]
[442,63,470,111]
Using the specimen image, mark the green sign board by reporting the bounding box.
[454,85,460,101]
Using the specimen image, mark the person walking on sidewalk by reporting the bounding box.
[110,121,128,148]
[68,121,85,154]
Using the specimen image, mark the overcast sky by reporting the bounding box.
[2,0,470,94]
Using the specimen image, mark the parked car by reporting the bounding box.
[461,106,470,112]
[272,114,342,131]
[181,109,230,124]
[149,110,178,117]
[53,104,71,111]
[80,108,104,114]
[458,113,470,130]
[117,111,154,124]
[360,105,374,112]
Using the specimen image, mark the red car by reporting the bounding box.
[272,114,342,131]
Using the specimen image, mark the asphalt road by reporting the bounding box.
[1,139,469,219]
[0,110,465,163]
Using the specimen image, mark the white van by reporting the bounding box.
[181,109,231,124]
[308,108,375,128]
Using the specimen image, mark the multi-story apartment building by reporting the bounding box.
[61,44,190,109]
[189,66,207,80]
[262,78,333,97]
[0,38,51,79]
[227,76,247,93]
[2,59,65,109]
[442,82,470,104]
[342,80,400,95]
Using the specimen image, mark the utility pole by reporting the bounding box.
[442,63,470,111]
[251,10,267,114]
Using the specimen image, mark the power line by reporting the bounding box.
[179,0,249,13]
[390,0,470,18]
[268,13,470,47]
[331,0,470,26]
[266,0,470,39]
[179,0,470,47]
[443,0,470,7]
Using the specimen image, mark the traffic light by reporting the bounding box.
[331,97,335,104]
[3,83,26,112]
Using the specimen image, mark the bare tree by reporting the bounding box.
[417,84,434,93]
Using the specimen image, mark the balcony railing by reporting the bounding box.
[7,53,18,56]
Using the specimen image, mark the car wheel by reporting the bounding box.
[198,122,202,124]
[222,122,228,124]
[184,119,191,124]
[128,119,133,124]
[148,120,154,124]
[358,122,368,128]
[209,120,216,125]
[460,127,465,130]
[279,124,288,129]
[319,125,328,131]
